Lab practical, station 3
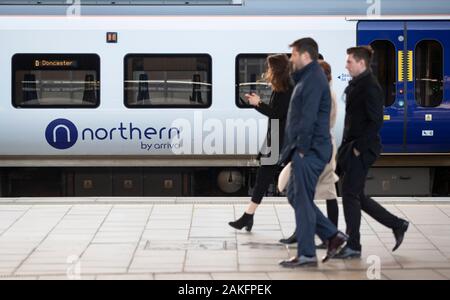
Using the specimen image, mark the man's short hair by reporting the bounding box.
[289,37,319,60]
[346,46,374,67]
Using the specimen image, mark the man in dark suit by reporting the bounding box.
[335,46,409,259]
[278,38,347,268]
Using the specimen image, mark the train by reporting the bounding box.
[0,1,449,197]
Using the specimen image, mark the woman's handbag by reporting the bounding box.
[277,162,292,192]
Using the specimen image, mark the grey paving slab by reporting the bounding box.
[0,199,448,279]
[382,269,447,280]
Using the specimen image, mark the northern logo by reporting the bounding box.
[45,118,78,149]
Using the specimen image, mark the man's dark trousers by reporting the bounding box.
[341,149,403,251]
[287,152,337,257]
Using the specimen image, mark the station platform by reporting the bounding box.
[0,197,450,280]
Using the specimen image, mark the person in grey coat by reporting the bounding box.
[278,38,347,268]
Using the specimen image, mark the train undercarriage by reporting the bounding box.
[1,155,449,197]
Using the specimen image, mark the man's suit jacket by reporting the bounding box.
[279,60,332,165]
[338,69,384,169]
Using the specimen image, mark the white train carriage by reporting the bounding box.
[0,5,449,196]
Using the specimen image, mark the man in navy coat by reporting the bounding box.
[278,38,347,267]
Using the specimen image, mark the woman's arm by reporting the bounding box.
[255,91,291,119]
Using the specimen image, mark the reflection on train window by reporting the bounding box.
[124,54,212,108]
[236,54,272,108]
[12,54,100,108]
[370,40,396,107]
[415,40,443,107]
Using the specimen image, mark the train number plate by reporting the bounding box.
[422,130,434,136]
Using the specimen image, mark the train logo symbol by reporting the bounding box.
[45,119,78,150]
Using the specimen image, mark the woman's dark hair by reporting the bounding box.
[319,60,332,83]
[265,54,291,93]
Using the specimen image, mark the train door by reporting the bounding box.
[405,21,450,153]
[357,21,406,153]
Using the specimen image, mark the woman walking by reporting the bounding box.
[228,54,293,232]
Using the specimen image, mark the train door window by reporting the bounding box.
[370,40,396,107]
[236,54,272,108]
[12,54,100,108]
[415,40,443,107]
[124,54,212,108]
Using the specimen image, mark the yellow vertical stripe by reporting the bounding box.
[398,50,404,82]
[407,50,413,82]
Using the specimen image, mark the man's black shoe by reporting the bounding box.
[392,220,409,252]
[333,246,362,259]
[322,231,348,262]
[279,231,297,244]
[279,256,318,268]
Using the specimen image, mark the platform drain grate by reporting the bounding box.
[144,239,237,251]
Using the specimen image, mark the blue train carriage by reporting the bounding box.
[355,18,450,196]
[357,20,450,154]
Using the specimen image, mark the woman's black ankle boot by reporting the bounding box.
[228,212,254,232]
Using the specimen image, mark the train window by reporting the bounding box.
[236,54,272,108]
[12,54,100,108]
[370,40,396,107]
[415,40,443,107]
[124,54,212,108]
